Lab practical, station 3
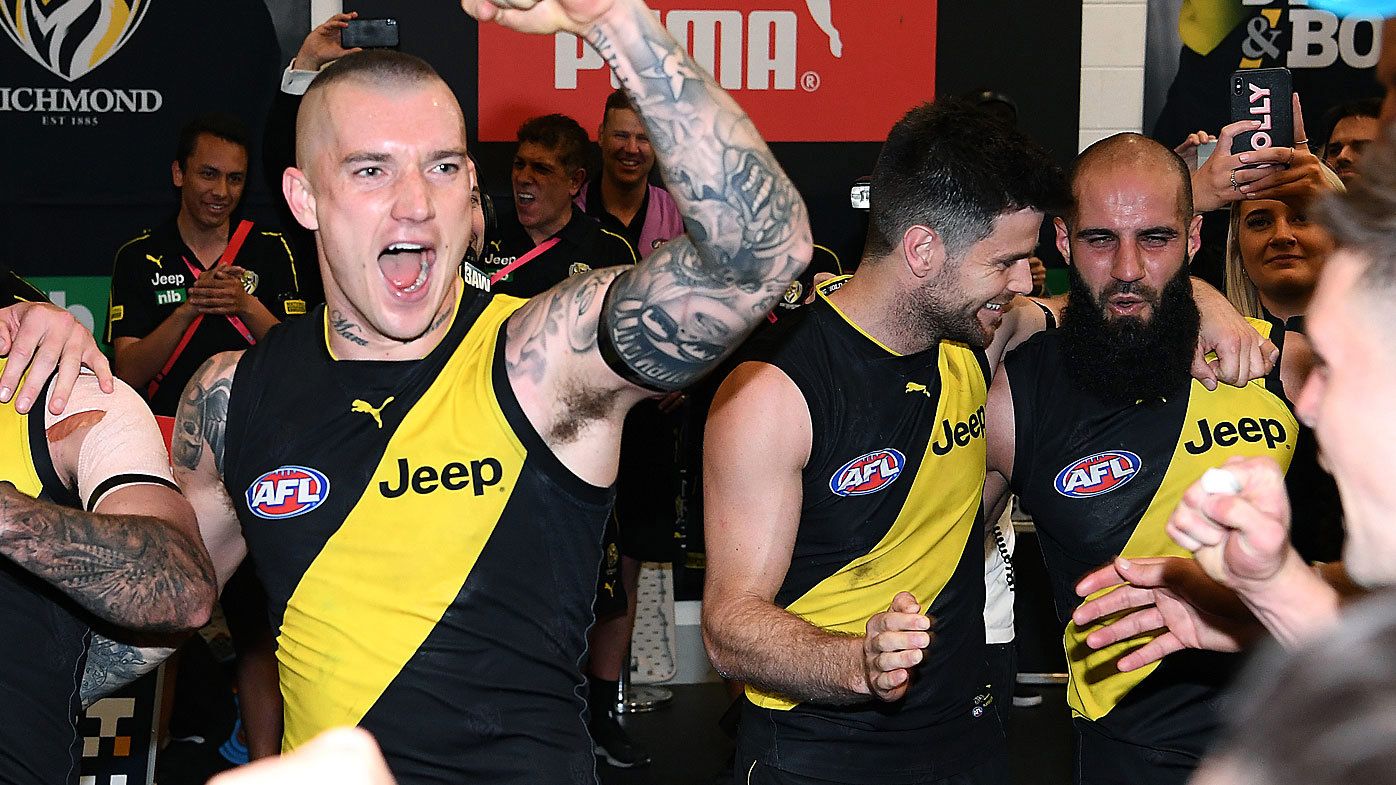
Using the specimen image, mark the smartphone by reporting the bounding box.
[342,18,399,49]
[1229,67,1294,165]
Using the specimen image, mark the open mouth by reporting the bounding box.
[515,192,537,207]
[1107,295,1146,316]
[379,242,434,295]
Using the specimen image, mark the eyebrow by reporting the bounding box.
[342,152,393,166]
[1075,228,1117,240]
[1138,226,1180,239]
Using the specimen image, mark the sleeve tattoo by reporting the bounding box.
[583,6,811,391]
[81,634,173,707]
[173,352,238,475]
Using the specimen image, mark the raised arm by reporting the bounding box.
[481,0,811,395]
[701,363,927,704]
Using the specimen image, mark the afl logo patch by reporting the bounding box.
[830,449,906,497]
[1054,451,1142,499]
[246,466,330,520]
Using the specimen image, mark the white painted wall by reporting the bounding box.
[1079,0,1150,150]
[309,0,344,30]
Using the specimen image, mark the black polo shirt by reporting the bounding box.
[479,205,636,298]
[105,220,306,415]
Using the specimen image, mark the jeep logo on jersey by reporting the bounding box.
[930,405,986,456]
[246,466,330,520]
[1054,451,1142,499]
[379,457,503,498]
[475,1,937,142]
[1183,417,1289,455]
[829,448,905,497]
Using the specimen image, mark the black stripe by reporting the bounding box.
[28,376,82,510]
[596,272,669,394]
[85,474,180,511]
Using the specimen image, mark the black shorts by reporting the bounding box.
[738,753,1010,785]
[1073,719,1200,785]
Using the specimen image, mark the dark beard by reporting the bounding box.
[1060,265,1199,405]
[903,265,990,348]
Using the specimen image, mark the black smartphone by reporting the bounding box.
[342,18,399,49]
[1229,67,1294,164]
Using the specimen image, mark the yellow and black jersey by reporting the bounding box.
[0,365,89,785]
[1005,321,1296,762]
[733,285,1001,783]
[0,262,49,306]
[222,286,614,784]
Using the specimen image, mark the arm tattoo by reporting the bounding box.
[578,6,811,390]
[330,309,370,347]
[506,269,615,386]
[0,484,216,633]
[173,353,238,475]
[82,633,170,707]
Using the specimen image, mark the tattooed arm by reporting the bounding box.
[0,378,216,634]
[480,0,811,407]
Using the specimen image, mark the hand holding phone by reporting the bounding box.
[341,18,399,49]
[1229,68,1294,165]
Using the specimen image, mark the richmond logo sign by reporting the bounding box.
[1,0,151,82]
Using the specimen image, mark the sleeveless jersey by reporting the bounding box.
[736,285,1001,783]
[222,287,615,785]
[1005,320,1295,760]
[0,367,89,785]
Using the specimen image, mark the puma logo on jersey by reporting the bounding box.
[351,397,395,429]
[930,405,986,456]
[904,382,932,397]
[1182,417,1288,455]
[379,457,503,498]
[146,253,164,269]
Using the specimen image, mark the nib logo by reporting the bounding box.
[0,0,153,82]
[478,0,937,143]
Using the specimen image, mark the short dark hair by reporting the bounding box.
[1069,133,1194,225]
[1213,591,1396,785]
[175,112,249,169]
[602,89,637,122]
[1323,97,1382,147]
[307,48,441,98]
[1316,125,1396,295]
[865,99,1068,259]
[517,113,589,175]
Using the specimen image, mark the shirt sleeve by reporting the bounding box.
[106,236,160,342]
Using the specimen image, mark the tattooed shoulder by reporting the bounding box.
[172,351,243,474]
[504,267,625,386]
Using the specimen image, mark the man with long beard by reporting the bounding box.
[981,134,1309,785]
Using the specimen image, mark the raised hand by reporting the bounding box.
[0,301,113,414]
[295,12,362,72]
[459,0,617,36]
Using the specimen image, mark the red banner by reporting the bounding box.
[477,1,936,143]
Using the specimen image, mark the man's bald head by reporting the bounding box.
[1068,133,1194,226]
[295,49,464,171]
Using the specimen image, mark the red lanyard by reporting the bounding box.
[147,220,255,399]
[489,237,561,286]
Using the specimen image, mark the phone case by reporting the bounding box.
[341,18,399,49]
[1229,68,1294,156]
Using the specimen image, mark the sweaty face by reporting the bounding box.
[294,79,472,348]
[1324,115,1379,184]
[599,108,655,189]
[1296,252,1396,586]
[174,134,247,232]
[512,142,581,236]
[915,208,1040,348]
[1236,199,1331,310]
[1059,165,1198,328]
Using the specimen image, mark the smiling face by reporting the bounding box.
[285,77,472,356]
[173,133,247,232]
[599,107,654,190]
[929,207,1041,347]
[1236,198,1331,313]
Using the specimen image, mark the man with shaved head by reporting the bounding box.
[169,0,811,783]
[980,133,1308,785]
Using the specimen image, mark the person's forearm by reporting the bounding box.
[1238,553,1341,648]
[704,596,868,705]
[239,297,281,340]
[0,485,215,633]
[114,305,199,389]
[587,0,809,290]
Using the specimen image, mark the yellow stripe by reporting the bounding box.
[263,231,300,292]
[0,359,45,499]
[279,296,526,748]
[600,228,638,265]
[1065,322,1295,720]
[1178,0,1247,57]
[89,0,131,69]
[812,244,843,275]
[815,278,901,357]
[747,344,987,709]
